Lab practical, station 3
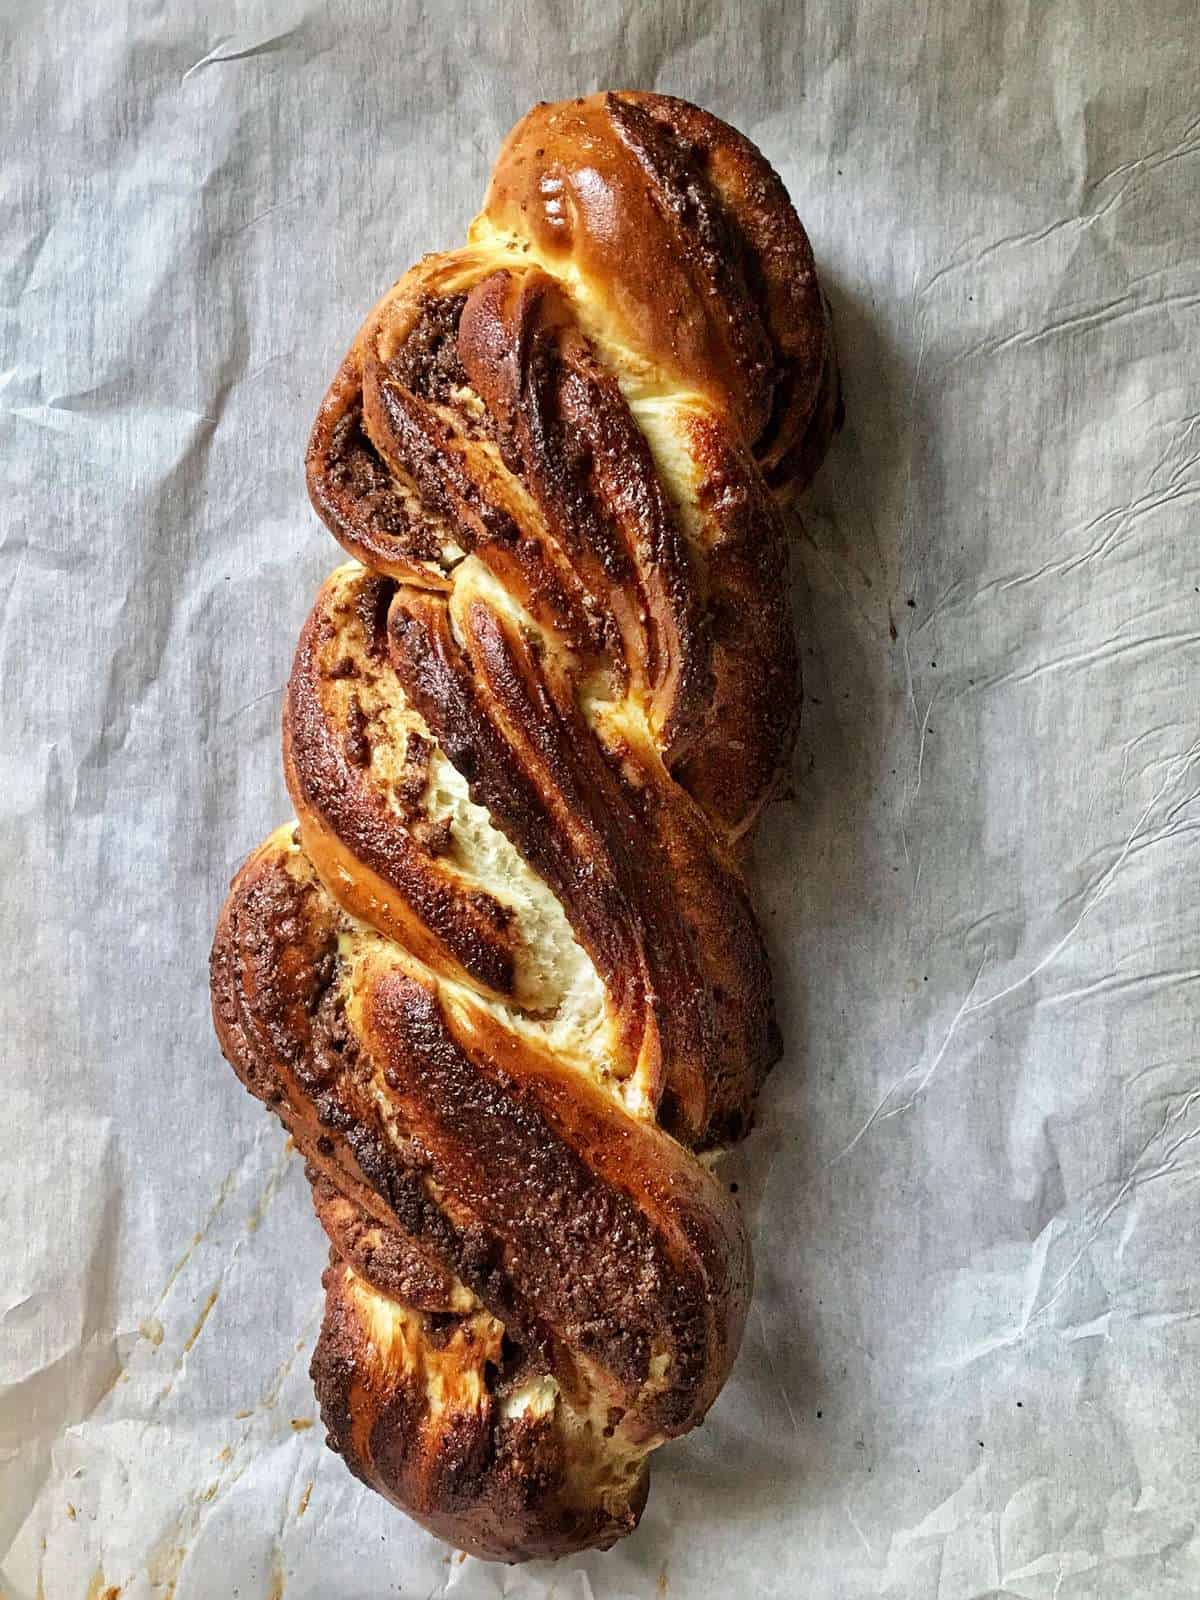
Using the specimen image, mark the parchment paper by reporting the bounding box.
[4,2,1199,1595]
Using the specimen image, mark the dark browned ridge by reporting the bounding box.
[210,89,839,1562]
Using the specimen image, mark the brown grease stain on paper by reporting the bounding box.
[183,1289,219,1354]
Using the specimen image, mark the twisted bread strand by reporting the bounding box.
[211,91,838,1561]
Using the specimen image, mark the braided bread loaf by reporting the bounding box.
[210,91,838,1562]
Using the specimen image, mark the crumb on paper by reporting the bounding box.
[290,1417,313,1430]
[297,1482,313,1518]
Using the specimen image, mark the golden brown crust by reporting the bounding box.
[312,1259,650,1560]
[210,836,748,1556]
[482,92,832,456]
[212,91,838,1562]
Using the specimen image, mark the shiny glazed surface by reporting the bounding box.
[211,90,838,1561]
